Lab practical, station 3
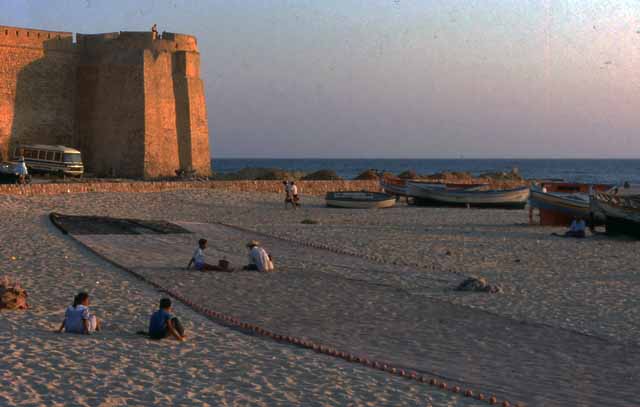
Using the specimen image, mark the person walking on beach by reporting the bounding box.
[283,180,293,209]
[243,240,274,272]
[187,238,233,272]
[15,156,28,184]
[290,181,300,209]
[148,298,186,341]
[58,292,101,335]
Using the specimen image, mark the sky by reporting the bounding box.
[2,0,640,158]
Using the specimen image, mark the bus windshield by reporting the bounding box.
[63,153,82,163]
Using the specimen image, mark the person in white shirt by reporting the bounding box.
[15,156,28,184]
[243,240,274,272]
[283,180,293,209]
[58,292,101,334]
[187,238,233,272]
[290,181,299,209]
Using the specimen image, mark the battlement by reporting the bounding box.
[76,30,198,53]
[0,25,74,51]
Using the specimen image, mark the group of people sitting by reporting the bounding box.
[57,238,276,341]
[187,238,274,273]
[58,294,186,342]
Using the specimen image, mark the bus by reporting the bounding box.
[12,144,84,177]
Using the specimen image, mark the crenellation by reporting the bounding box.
[0,24,211,177]
[0,25,74,51]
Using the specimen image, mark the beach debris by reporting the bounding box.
[301,218,319,225]
[0,276,28,310]
[455,277,502,293]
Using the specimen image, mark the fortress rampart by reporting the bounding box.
[0,25,211,178]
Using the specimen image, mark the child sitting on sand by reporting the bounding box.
[148,298,186,341]
[242,240,274,272]
[58,292,101,335]
[187,238,233,272]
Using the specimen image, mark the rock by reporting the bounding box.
[0,278,28,310]
[210,167,305,181]
[301,170,343,181]
[455,277,502,294]
[397,170,417,179]
[353,169,379,180]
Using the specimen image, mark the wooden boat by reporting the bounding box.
[325,191,396,209]
[381,174,489,197]
[380,175,408,196]
[590,192,640,238]
[529,182,612,226]
[407,182,529,209]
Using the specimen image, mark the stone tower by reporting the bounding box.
[0,25,211,178]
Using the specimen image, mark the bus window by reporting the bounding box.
[63,153,82,163]
[24,150,33,158]
[54,152,62,162]
[38,151,46,160]
[46,151,54,161]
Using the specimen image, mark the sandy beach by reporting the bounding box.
[1,188,639,406]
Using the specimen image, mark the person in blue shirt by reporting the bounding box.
[148,298,186,341]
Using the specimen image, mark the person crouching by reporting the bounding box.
[243,240,274,272]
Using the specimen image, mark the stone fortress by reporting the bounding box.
[0,25,211,178]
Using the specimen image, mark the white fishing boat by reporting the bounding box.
[325,191,396,209]
[407,182,529,209]
[380,175,408,196]
[590,192,640,238]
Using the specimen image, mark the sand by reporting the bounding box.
[1,189,639,406]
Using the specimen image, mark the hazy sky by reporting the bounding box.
[3,0,640,158]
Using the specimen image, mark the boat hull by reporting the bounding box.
[591,193,640,238]
[380,178,408,196]
[529,190,590,217]
[408,183,529,209]
[325,191,396,209]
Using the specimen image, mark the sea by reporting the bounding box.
[212,159,640,185]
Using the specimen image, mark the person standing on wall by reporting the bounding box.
[151,24,158,40]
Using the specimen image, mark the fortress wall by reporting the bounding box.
[172,51,211,176]
[0,26,76,161]
[142,50,181,177]
[76,48,146,177]
[1,26,211,178]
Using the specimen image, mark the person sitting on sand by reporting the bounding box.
[187,238,233,272]
[58,292,101,335]
[553,217,587,238]
[243,240,274,272]
[148,298,186,341]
